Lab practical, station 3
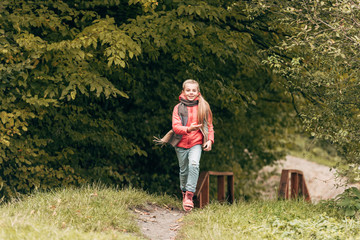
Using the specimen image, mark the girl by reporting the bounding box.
[172,79,214,212]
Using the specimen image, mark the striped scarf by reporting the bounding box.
[154,98,203,147]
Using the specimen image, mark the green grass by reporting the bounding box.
[286,135,342,168]
[178,200,360,240]
[3,185,360,240]
[289,149,340,168]
[0,184,180,240]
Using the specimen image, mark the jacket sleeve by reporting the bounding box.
[207,114,215,143]
[172,104,188,135]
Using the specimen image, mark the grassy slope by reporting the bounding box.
[2,186,360,240]
[286,135,342,168]
[0,184,180,240]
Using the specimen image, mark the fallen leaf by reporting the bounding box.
[134,208,151,215]
[170,225,180,231]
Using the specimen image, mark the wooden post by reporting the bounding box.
[195,171,234,208]
[227,175,234,204]
[202,174,209,207]
[278,169,290,199]
[278,169,311,202]
[195,172,209,208]
[290,172,299,199]
[217,175,225,202]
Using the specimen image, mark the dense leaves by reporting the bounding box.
[0,0,296,200]
[262,0,360,174]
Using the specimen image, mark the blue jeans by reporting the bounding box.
[175,145,202,193]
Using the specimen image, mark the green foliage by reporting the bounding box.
[262,0,360,167]
[0,0,146,199]
[0,0,297,200]
[256,0,360,212]
[335,187,360,217]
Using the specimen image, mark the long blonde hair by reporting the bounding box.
[182,79,213,125]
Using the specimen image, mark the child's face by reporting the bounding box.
[183,83,199,101]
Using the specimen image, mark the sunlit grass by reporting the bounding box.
[179,200,360,240]
[289,149,340,168]
[286,134,342,168]
[3,183,359,240]
[0,184,180,240]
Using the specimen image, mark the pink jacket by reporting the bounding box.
[172,94,214,149]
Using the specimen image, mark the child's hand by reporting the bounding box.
[203,140,212,151]
[187,123,202,132]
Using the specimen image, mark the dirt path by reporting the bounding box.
[134,155,359,239]
[259,155,360,202]
[134,204,184,240]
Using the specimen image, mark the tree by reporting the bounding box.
[262,0,360,176]
[0,0,295,199]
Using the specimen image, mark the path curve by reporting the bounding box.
[259,155,360,202]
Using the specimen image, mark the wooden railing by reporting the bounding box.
[194,171,234,208]
[278,169,311,202]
